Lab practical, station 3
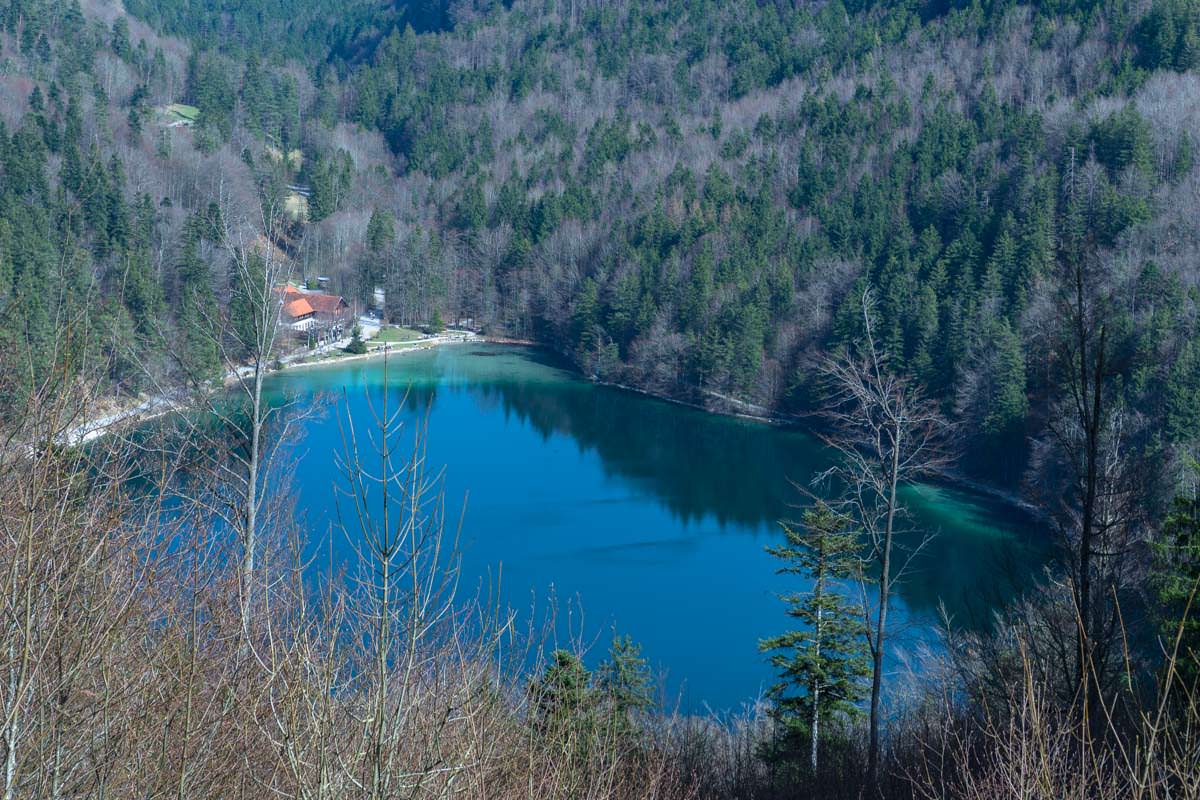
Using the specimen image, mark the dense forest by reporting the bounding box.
[126,0,1200,494]
[3,0,1200,487]
[1,0,1200,796]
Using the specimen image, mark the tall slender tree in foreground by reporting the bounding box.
[220,202,293,630]
[819,289,947,791]
[333,362,464,799]
[1048,149,1151,721]
[760,501,867,775]
[154,197,302,634]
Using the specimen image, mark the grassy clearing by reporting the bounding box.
[159,104,200,125]
[265,146,304,171]
[373,327,423,343]
[284,192,308,221]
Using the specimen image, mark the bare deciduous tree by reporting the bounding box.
[817,288,948,792]
[153,197,305,635]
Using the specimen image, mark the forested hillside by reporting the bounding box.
[0,0,181,416]
[3,0,1198,495]
[2,2,1200,798]
[124,0,457,60]
[330,0,1200,489]
[0,0,368,416]
[127,0,1200,491]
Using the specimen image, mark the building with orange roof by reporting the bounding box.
[274,284,351,336]
[274,285,316,331]
[284,296,315,325]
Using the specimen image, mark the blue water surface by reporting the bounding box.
[265,344,1046,710]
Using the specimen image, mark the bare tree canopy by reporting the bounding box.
[816,288,950,790]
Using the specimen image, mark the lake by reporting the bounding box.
[265,343,1047,710]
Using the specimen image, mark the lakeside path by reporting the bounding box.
[58,395,183,447]
[277,330,477,373]
[56,329,479,446]
[53,333,1045,526]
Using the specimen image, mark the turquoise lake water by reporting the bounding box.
[264,343,1047,709]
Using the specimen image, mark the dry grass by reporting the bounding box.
[0,380,701,799]
[0,378,1197,799]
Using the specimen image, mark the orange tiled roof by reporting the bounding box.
[283,298,314,319]
[306,293,348,314]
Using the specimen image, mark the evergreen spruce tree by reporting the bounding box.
[530,650,597,762]
[307,157,331,221]
[1153,470,1200,689]
[1166,339,1200,444]
[982,318,1029,444]
[240,53,267,134]
[366,208,396,253]
[175,231,220,381]
[595,635,654,738]
[118,247,163,336]
[110,17,132,61]
[345,325,368,354]
[760,502,868,774]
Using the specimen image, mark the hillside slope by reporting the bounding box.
[0,0,360,417]
[12,0,1200,497]
[292,0,1200,490]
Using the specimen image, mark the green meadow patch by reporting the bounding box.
[158,104,200,126]
[373,327,423,344]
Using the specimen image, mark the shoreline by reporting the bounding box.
[590,377,804,428]
[588,376,1046,524]
[276,331,477,373]
[290,334,1044,523]
[453,339,1046,524]
[60,330,479,445]
[58,395,183,448]
[58,335,1046,524]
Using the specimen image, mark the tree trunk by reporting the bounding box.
[241,360,263,634]
[810,681,820,774]
[867,428,901,792]
[811,546,825,775]
[2,691,17,800]
[1074,265,1106,720]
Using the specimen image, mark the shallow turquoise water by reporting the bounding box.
[265,344,1047,709]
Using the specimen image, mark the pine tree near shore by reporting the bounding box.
[1153,476,1200,689]
[760,501,868,775]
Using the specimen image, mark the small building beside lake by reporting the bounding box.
[276,284,352,341]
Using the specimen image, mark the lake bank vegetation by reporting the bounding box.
[4,0,1200,498]
[1,341,1197,798]
[0,0,1199,795]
